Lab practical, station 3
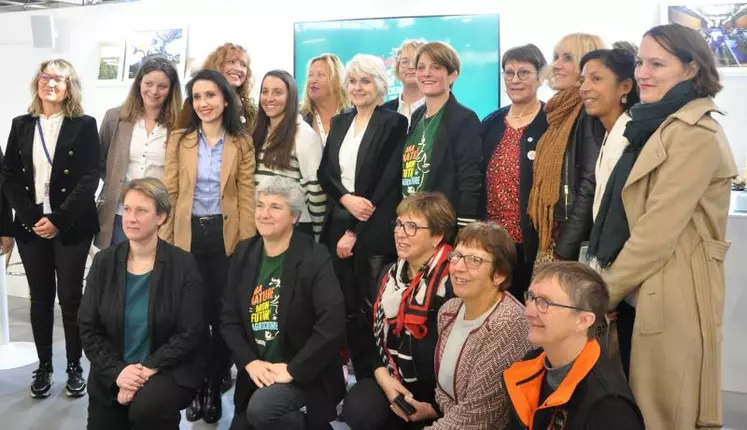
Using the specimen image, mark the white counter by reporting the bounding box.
[722,191,747,394]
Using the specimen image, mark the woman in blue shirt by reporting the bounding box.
[79,177,206,430]
[161,69,256,423]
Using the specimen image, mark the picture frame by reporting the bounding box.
[123,28,188,81]
[96,43,126,86]
[660,1,747,75]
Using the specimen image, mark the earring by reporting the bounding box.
[621,94,628,104]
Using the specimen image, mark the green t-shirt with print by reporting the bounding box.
[249,250,286,363]
[402,107,445,197]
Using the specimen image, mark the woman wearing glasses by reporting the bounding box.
[2,59,99,399]
[343,192,455,430]
[503,262,643,429]
[480,44,548,303]
[420,222,532,428]
[382,39,426,124]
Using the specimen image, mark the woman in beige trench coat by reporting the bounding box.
[588,24,738,429]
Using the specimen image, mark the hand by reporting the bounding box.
[33,217,58,239]
[117,387,136,405]
[374,367,412,404]
[116,364,147,391]
[336,232,356,259]
[393,395,439,422]
[245,360,276,388]
[0,236,14,255]
[606,311,619,322]
[340,194,374,222]
[141,366,158,379]
[268,363,293,384]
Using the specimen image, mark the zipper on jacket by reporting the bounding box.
[564,155,569,220]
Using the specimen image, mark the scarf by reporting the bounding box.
[372,243,451,382]
[528,87,584,252]
[588,80,699,268]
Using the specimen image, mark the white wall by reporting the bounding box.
[0,0,744,171]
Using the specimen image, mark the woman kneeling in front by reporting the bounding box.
[79,177,206,430]
[221,177,346,430]
[422,222,532,429]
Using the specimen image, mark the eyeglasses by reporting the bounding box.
[40,73,67,85]
[524,290,590,314]
[502,69,535,82]
[391,219,430,237]
[447,250,492,269]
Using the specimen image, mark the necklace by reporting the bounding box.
[508,100,541,119]
[314,110,328,144]
[128,255,155,274]
[418,109,440,146]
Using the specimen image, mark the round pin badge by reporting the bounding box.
[527,150,536,161]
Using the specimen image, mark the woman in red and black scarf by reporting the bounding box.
[342,192,455,430]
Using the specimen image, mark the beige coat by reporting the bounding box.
[602,98,737,429]
[159,129,256,255]
[95,107,135,249]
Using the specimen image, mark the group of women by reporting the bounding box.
[0,19,736,430]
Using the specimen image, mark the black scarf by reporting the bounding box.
[588,80,699,268]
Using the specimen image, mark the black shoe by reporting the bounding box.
[185,384,205,422]
[65,360,87,398]
[30,361,53,399]
[220,368,233,393]
[203,383,222,424]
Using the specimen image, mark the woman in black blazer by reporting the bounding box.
[406,42,483,229]
[79,178,205,430]
[221,177,346,430]
[2,59,99,399]
[317,54,408,379]
[481,44,549,302]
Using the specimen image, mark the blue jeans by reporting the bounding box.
[111,214,127,246]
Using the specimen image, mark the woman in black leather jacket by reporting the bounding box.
[528,33,605,263]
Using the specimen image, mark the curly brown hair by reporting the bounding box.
[202,43,257,126]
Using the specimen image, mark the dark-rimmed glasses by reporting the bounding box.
[391,219,430,237]
[502,69,535,82]
[40,73,66,85]
[447,250,492,269]
[524,290,589,314]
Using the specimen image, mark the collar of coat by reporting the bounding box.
[503,338,601,428]
[667,97,722,130]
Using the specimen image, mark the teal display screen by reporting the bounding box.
[293,14,500,120]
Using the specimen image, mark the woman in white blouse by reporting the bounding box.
[96,56,183,248]
[252,70,326,240]
[317,54,408,380]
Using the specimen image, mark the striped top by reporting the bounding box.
[256,116,327,240]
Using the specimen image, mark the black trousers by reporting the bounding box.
[87,373,194,430]
[616,301,636,379]
[509,243,535,304]
[343,378,431,430]
[16,234,92,363]
[323,204,395,379]
[191,215,231,383]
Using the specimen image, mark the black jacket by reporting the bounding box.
[381,97,399,112]
[78,240,206,403]
[221,233,346,430]
[503,340,644,430]
[2,114,100,244]
[317,106,408,255]
[480,104,548,259]
[408,93,483,227]
[0,147,13,237]
[554,111,605,260]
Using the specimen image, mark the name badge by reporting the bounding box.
[43,182,52,214]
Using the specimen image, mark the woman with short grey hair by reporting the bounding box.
[318,53,408,380]
[221,176,346,430]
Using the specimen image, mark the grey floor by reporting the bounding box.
[2,297,746,429]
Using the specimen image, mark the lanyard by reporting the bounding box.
[36,119,54,166]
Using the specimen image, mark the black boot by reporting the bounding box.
[185,381,206,422]
[30,361,53,399]
[220,366,233,393]
[65,360,87,398]
[202,379,223,424]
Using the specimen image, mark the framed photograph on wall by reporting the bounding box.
[661,1,747,74]
[96,43,126,85]
[124,28,188,81]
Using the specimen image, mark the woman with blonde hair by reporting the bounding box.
[528,33,606,264]
[301,53,349,145]
[96,56,183,249]
[177,42,257,131]
[2,59,100,399]
[383,39,426,123]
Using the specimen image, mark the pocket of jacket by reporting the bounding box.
[697,239,730,328]
[637,280,664,335]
